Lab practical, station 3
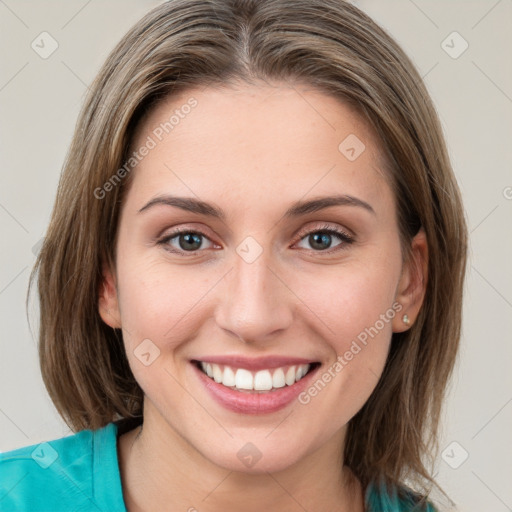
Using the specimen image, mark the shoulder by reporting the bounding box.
[365,478,438,512]
[0,422,123,512]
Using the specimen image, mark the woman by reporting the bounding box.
[0,1,467,510]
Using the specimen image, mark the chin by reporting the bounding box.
[197,435,317,475]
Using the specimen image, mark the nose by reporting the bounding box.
[214,250,294,344]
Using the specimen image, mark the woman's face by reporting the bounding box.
[100,82,426,473]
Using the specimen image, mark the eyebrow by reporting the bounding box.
[137,194,376,219]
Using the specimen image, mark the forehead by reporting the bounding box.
[125,82,391,216]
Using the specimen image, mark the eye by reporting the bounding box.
[294,223,354,253]
[158,228,217,255]
[157,223,355,257]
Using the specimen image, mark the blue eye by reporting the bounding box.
[159,229,215,253]
[294,223,354,253]
[158,223,354,256]
[296,229,350,251]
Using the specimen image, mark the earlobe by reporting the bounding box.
[98,260,122,329]
[392,228,428,333]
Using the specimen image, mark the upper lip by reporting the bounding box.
[191,355,319,371]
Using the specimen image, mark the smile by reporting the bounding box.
[195,361,317,393]
[190,357,322,414]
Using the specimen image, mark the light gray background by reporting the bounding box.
[0,1,511,511]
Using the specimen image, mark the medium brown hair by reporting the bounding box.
[27,0,468,506]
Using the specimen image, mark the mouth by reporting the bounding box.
[190,358,322,414]
[192,360,321,393]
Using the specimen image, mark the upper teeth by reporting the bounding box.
[199,362,311,392]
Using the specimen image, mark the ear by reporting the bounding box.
[98,259,122,329]
[392,228,428,333]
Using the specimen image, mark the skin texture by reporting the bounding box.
[99,82,428,512]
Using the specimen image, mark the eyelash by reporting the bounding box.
[157,223,355,257]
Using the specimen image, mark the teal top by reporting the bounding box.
[0,419,436,511]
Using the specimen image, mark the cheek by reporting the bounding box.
[301,260,400,346]
[115,255,223,378]
[115,263,202,402]
[292,260,400,409]
[117,263,198,337]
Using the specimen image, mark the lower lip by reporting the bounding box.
[191,362,320,415]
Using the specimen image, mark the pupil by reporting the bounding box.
[310,232,331,250]
[179,233,202,251]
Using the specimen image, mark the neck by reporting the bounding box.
[117,410,364,512]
